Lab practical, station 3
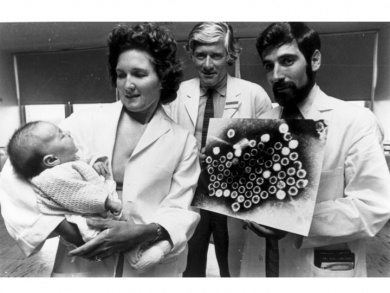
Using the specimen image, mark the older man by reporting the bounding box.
[166,22,272,277]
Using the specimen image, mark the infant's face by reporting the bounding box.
[33,121,78,164]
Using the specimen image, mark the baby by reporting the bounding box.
[7,121,172,273]
[7,121,122,230]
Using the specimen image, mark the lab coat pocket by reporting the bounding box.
[311,263,356,277]
[317,167,343,202]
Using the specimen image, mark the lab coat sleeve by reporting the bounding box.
[60,114,111,175]
[0,160,64,257]
[153,133,201,256]
[253,85,272,118]
[299,110,390,248]
[58,114,93,155]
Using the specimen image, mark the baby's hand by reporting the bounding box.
[93,161,110,178]
[105,198,122,216]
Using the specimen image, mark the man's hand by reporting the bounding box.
[199,147,207,167]
[243,220,288,240]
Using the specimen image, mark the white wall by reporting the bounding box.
[1,24,389,146]
[0,106,20,147]
[374,101,390,144]
[0,51,20,147]
[374,24,390,143]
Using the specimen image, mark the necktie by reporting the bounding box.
[115,253,124,277]
[201,89,214,148]
[265,104,302,277]
[265,238,279,277]
[281,105,303,119]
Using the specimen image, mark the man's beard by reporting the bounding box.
[272,66,315,107]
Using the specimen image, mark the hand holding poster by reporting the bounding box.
[191,118,328,236]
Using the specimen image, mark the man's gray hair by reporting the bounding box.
[185,22,242,66]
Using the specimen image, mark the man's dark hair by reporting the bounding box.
[107,22,183,105]
[256,22,321,64]
[7,121,46,179]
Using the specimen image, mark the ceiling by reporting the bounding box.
[0,22,389,53]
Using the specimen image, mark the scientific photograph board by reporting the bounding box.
[192,118,328,236]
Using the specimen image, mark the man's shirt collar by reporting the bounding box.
[200,83,227,97]
[200,75,228,97]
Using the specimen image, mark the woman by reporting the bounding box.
[0,23,200,277]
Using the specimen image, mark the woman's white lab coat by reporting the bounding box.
[0,101,200,277]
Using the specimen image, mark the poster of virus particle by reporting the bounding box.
[191,118,328,236]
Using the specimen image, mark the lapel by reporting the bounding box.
[183,78,201,127]
[98,101,123,162]
[130,105,171,159]
[259,106,282,119]
[305,87,336,123]
[260,87,336,123]
[222,75,242,118]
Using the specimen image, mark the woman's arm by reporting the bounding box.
[68,132,199,260]
[0,160,64,257]
[150,133,201,256]
[67,218,166,260]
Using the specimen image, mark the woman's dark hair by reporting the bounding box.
[107,23,183,104]
[256,22,321,64]
[7,121,46,179]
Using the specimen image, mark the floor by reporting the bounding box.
[0,214,388,277]
[0,214,220,277]
[366,219,390,277]
[0,217,57,277]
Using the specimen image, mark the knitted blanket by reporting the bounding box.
[31,160,111,215]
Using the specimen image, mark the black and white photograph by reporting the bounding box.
[0,1,390,290]
[192,118,327,235]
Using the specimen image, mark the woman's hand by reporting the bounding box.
[68,217,156,261]
[243,220,288,240]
